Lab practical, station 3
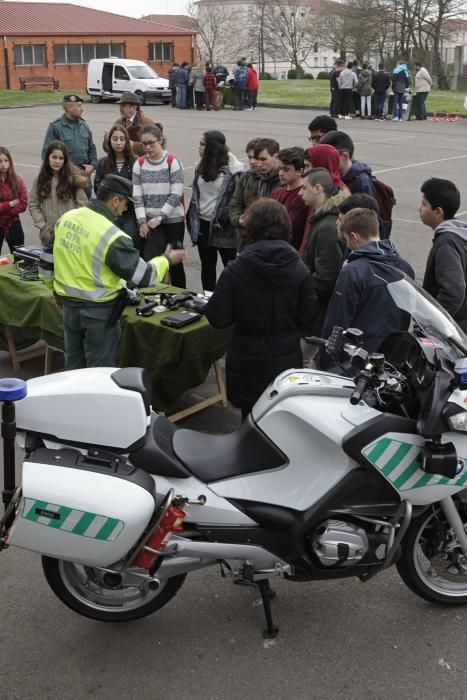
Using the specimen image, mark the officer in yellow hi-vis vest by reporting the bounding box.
[39,174,186,370]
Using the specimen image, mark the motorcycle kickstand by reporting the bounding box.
[257,579,279,639]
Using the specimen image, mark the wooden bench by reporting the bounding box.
[19,75,59,91]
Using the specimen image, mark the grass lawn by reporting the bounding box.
[0,89,69,106]
[258,79,467,114]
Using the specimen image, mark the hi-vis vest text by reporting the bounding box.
[52,208,124,302]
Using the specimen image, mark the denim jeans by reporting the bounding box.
[360,95,372,117]
[416,91,428,119]
[176,84,187,109]
[392,92,404,119]
[375,92,386,118]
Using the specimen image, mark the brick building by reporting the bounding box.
[0,2,197,91]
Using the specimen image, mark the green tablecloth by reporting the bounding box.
[0,263,230,411]
[218,85,235,107]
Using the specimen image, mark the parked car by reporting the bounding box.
[87,58,171,105]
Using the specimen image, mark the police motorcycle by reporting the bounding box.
[2,263,467,639]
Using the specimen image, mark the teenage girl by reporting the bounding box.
[94,124,138,242]
[0,146,28,254]
[29,140,88,245]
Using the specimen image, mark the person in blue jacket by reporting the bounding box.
[321,207,414,358]
[233,59,248,111]
[391,61,410,121]
[319,131,376,198]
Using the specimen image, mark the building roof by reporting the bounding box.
[0,2,196,36]
[142,14,197,32]
[195,0,333,7]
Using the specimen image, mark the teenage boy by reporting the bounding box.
[308,115,338,145]
[272,147,308,250]
[320,131,376,197]
[229,138,280,229]
[329,61,344,117]
[322,208,413,357]
[300,167,348,333]
[419,177,467,328]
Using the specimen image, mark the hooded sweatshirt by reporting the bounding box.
[423,218,467,327]
[392,63,410,93]
[322,239,414,354]
[343,159,377,198]
[307,144,348,191]
[205,239,316,408]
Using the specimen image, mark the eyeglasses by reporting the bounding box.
[141,140,158,147]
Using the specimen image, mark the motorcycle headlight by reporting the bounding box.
[448,412,467,432]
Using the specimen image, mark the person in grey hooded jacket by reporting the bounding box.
[420,177,467,329]
[187,130,245,290]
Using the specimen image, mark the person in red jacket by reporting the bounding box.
[0,147,28,254]
[272,147,308,250]
[246,63,259,111]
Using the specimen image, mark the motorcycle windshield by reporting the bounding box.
[369,261,467,357]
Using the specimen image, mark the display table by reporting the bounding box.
[0,263,231,415]
[218,85,235,108]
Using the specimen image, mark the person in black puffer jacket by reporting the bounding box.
[204,198,316,420]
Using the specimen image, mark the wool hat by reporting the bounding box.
[118,92,141,105]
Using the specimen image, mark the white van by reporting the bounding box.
[87,58,171,105]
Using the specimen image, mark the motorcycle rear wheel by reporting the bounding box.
[397,505,467,604]
[42,556,186,622]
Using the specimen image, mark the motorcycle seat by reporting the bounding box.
[130,415,191,478]
[171,416,287,483]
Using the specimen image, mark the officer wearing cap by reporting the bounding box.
[39,174,186,369]
[42,95,97,196]
[103,92,154,156]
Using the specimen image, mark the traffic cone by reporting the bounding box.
[452,112,461,122]
[445,112,451,121]
[431,112,439,121]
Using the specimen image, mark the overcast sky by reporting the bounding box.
[14,0,190,18]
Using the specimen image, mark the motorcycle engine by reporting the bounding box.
[312,519,369,567]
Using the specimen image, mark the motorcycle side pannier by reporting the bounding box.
[7,448,156,567]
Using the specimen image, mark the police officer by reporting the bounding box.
[42,94,97,197]
[39,175,186,370]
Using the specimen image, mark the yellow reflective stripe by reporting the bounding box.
[150,256,169,283]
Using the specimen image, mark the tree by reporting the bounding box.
[262,1,321,73]
[187,2,247,65]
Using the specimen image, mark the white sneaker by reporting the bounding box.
[246,107,253,111]
[338,114,344,119]
[344,115,352,120]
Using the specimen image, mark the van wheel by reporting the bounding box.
[90,95,102,104]
[135,91,146,106]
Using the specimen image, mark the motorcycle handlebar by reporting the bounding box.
[350,375,370,405]
[304,336,327,348]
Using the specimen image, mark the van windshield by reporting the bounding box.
[128,66,159,80]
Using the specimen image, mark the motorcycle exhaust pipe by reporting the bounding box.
[170,538,287,570]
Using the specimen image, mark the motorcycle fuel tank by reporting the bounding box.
[15,368,150,450]
[7,451,156,567]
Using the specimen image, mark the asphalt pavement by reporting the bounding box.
[1,104,467,699]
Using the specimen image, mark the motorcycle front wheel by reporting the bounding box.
[42,556,186,622]
[397,505,467,604]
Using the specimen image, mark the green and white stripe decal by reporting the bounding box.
[21,498,124,541]
[362,437,467,492]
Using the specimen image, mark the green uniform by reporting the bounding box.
[39,200,169,370]
[42,114,98,169]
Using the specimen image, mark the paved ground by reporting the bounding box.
[1,105,467,699]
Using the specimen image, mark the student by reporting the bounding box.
[414,62,433,120]
[391,61,410,121]
[337,62,358,119]
[233,59,248,111]
[133,124,186,287]
[29,140,88,245]
[319,131,376,197]
[419,177,467,328]
[329,61,344,118]
[308,115,338,145]
[204,198,315,421]
[0,146,28,254]
[94,125,137,244]
[246,63,259,110]
[306,144,348,191]
[187,130,244,291]
[357,63,373,119]
[322,208,414,356]
[300,167,348,334]
[271,147,308,250]
[372,63,391,121]
[229,138,280,229]
[203,66,218,111]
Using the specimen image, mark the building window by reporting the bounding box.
[14,44,45,66]
[53,43,123,64]
[314,43,319,53]
[323,56,328,64]
[149,42,173,62]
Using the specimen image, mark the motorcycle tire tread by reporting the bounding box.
[41,556,187,622]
